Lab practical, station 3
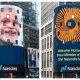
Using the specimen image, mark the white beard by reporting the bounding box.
[0,36,18,44]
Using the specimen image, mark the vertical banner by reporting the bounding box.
[54,5,80,73]
[28,48,39,68]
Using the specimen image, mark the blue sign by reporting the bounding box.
[0,46,24,65]
[54,5,80,72]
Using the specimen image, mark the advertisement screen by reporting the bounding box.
[28,48,39,68]
[54,5,80,73]
[0,46,24,65]
[0,5,24,65]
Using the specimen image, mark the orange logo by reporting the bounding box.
[56,7,80,42]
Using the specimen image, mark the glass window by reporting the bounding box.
[17,10,19,13]
[43,12,48,23]
[59,2,65,5]
[44,38,46,49]
[41,28,44,37]
[47,52,49,68]
[41,71,43,77]
[47,36,49,49]
[50,35,52,48]
[45,23,52,35]
[9,8,12,12]
[44,52,46,68]
[44,71,46,78]
[37,52,39,59]
[47,71,49,78]
[42,39,44,50]
[42,53,44,68]
[50,71,52,78]
[1,8,4,12]
[50,51,52,68]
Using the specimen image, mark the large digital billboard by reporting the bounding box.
[0,5,24,66]
[0,5,23,46]
[54,5,80,73]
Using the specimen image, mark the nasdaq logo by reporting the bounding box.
[0,65,17,71]
[60,65,67,72]
[0,65,2,71]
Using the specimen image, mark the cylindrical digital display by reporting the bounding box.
[0,5,24,67]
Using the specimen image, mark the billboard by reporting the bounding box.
[0,46,24,65]
[27,48,39,68]
[54,5,80,73]
[0,5,23,46]
[0,5,24,66]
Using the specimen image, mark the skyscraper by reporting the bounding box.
[41,2,58,78]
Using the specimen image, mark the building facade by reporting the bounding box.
[41,2,80,78]
[41,2,58,78]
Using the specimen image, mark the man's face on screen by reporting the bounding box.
[0,23,19,43]
[0,7,20,43]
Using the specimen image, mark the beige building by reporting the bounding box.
[41,2,58,78]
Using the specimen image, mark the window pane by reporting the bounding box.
[42,39,43,50]
[42,53,43,68]
[47,36,49,49]
[44,71,46,77]
[17,10,19,13]
[47,71,49,78]
[42,71,43,77]
[50,35,52,48]
[1,8,4,12]
[41,28,44,37]
[45,23,52,35]
[47,52,49,68]
[9,8,12,12]
[50,71,52,77]
[44,52,46,68]
[44,38,46,49]
[50,51,52,68]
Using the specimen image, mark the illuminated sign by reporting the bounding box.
[0,5,23,46]
[60,65,80,72]
[54,5,80,73]
[28,48,39,68]
[0,65,17,71]
[0,5,24,67]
